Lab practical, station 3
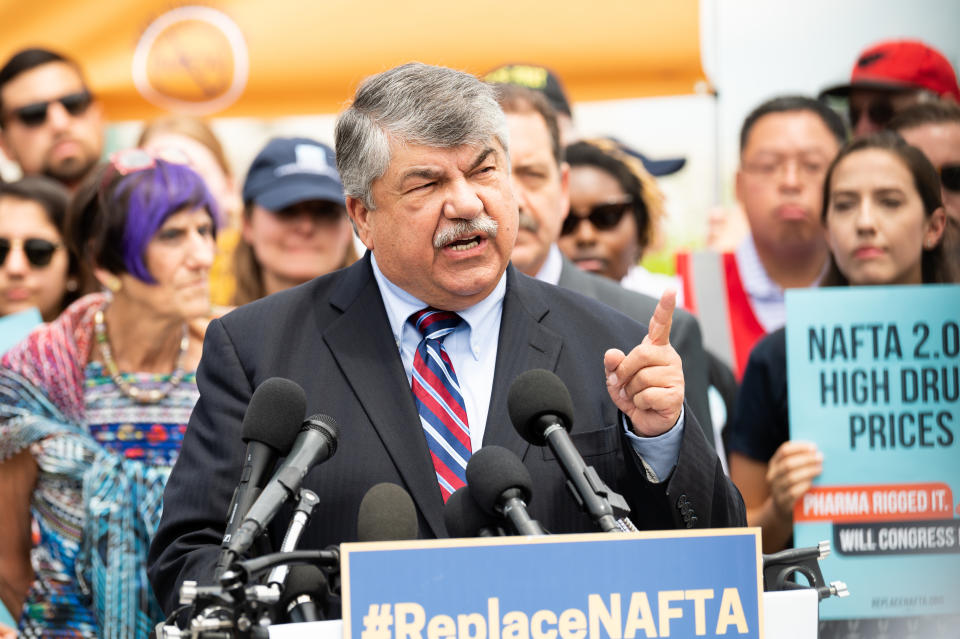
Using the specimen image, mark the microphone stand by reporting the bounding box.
[266,489,320,591]
[158,490,329,638]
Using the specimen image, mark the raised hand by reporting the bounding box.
[604,290,685,437]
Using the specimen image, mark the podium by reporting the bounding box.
[272,529,817,639]
[269,591,819,639]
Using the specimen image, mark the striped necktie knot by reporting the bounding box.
[410,308,462,341]
[408,307,470,502]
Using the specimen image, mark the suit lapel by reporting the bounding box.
[484,267,564,461]
[557,256,594,296]
[322,257,446,537]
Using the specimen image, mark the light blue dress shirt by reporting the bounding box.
[373,251,682,481]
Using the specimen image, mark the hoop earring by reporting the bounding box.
[102,275,122,293]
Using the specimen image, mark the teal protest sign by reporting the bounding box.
[786,285,960,622]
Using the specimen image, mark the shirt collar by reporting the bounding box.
[736,233,783,301]
[370,252,507,359]
[533,244,564,285]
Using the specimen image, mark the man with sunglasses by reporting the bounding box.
[819,39,960,139]
[0,48,104,190]
[891,101,960,270]
[495,83,715,450]
[891,102,960,234]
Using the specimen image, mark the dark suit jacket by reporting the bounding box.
[556,257,714,446]
[148,256,745,613]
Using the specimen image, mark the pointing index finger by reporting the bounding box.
[647,289,676,346]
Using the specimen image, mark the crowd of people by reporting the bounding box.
[0,36,957,638]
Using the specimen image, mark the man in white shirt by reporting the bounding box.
[149,63,745,614]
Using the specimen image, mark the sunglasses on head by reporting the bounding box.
[108,147,191,175]
[100,147,192,192]
[941,164,960,193]
[4,90,93,128]
[848,101,895,129]
[561,199,634,236]
[0,238,61,268]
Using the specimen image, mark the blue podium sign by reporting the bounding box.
[341,529,762,639]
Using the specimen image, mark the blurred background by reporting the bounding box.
[2,0,958,268]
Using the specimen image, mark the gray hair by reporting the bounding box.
[334,62,510,210]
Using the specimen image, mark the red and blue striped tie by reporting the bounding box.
[410,308,471,501]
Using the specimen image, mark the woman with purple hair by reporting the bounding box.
[0,149,218,638]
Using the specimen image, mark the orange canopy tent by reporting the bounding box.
[0,0,708,120]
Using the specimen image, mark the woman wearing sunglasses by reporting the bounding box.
[728,131,954,554]
[557,138,682,303]
[0,176,81,322]
[0,149,218,638]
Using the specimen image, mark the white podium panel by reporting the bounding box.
[762,590,819,639]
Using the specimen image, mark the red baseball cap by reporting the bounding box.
[820,39,960,102]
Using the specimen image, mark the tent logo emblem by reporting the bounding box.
[132,6,249,115]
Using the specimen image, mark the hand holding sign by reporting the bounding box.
[767,440,823,520]
[604,290,685,437]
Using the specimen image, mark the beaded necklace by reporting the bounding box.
[93,305,189,404]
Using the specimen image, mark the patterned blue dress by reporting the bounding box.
[14,362,197,639]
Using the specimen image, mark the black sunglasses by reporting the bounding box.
[0,238,61,268]
[272,200,346,221]
[941,164,960,193]
[848,101,895,129]
[561,200,634,236]
[5,90,93,128]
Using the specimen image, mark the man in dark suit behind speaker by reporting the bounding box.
[495,83,715,449]
[148,63,745,615]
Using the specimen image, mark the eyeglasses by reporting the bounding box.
[0,238,61,268]
[941,164,960,193]
[849,100,895,129]
[272,200,346,222]
[4,90,93,128]
[561,200,634,236]
[742,154,828,178]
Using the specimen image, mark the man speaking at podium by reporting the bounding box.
[148,63,745,614]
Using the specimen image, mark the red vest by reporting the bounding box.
[676,251,767,380]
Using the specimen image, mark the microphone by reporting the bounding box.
[508,369,630,533]
[281,565,329,623]
[444,486,502,538]
[357,482,419,542]
[227,414,340,558]
[216,378,306,577]
[464,446,545,536]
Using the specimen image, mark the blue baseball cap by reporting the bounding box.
[607,137,686,177]
[242,137,345,211]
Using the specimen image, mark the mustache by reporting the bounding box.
[434,214,499,248]
[517,210,539,233]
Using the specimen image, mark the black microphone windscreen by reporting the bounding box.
[444,486,497,538]
[464,445,533,515]
[507,369,575,446]
[302,413,341,456]
[357,483,418,542]
[241,377,306,452]
[281,565,328,608]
